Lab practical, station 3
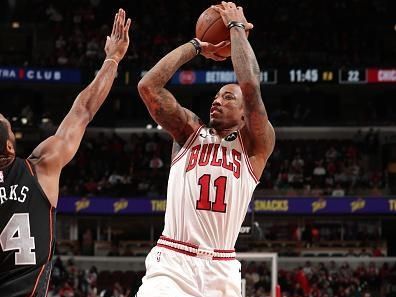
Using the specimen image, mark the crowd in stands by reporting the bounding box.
[58,128,385,197]
[60,132,172,197]
[48,257,138,297]
[47,257,396,297]
[2,0,395,69]
[7,87,396,129]
[246,260,396,297]
[263,129,384,195]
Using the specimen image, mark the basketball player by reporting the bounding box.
[136,2,274,297]
[0,9,131,297]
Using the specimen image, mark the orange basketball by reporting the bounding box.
[195,5,249,58]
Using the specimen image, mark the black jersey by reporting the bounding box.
[0,157,55,297]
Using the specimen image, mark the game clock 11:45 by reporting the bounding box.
[289,69,319,83]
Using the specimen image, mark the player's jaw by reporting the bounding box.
[209,106,241,131]
[209,105,224,129]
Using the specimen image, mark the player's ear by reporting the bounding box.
[6,139,15,155]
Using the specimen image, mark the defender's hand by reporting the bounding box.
[198,40,230,61]
[212,2,253,31]
[105,8,131,63]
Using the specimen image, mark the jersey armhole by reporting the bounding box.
[24,158,54,208]
[237,131,260,184]
[171,125,204,167]
[24,159,35,176]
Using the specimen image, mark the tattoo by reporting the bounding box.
[138,43,201,144]
[143,43,196,91]
[230,28,268,135]
[151,91,200,143]
[230,28,275,160]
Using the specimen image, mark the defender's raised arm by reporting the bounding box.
[29,9,131,206]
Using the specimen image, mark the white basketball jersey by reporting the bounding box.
[162,126,259,250]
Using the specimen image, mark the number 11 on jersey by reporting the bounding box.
[196,175,227,213]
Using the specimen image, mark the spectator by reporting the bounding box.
[58,281,75,297]
[372,246,384,257]
[360,248,372,257]
[332,183,345,197]
[345,249,357,257]
[313,160,326,186]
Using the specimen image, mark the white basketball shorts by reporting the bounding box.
[136,245,242,297]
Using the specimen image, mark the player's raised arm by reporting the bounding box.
[137,39,228,145]
[28,9,131,206]
[213,2,275,176]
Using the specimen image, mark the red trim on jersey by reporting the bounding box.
[47,207,54,261]
[237,131,259,184]
[214,249,235,253]
[28,265,45,297]
[44,272,52,297]
[160,235,199,249]
[157,243,236,261]
[28,207,54,297]
[157,244,197,257]
[171,125,204,167]
[212,256,236,260]
[159,236,235,253]
[24,159,34,176]
[157,244,236,260]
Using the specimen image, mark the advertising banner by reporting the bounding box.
[0,67,81,83]
[57,196,396,215]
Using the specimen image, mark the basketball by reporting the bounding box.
[195,5,231,57]
[195,5,249,58]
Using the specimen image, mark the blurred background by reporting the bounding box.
[2,0,396,296]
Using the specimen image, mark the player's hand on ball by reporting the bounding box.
[105,8,131,63]
[199,40,230,61]
[212,2,254,31]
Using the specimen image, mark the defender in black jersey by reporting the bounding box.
[0,9,131,297]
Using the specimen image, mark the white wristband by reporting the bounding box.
[104,58,119,66]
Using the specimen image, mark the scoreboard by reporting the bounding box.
[170,68,396,85]
[339,69,367,84]
[2,66,396,86]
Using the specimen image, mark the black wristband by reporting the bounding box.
[227,21,245,30]
[189,38,201,55]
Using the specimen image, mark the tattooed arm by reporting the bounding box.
[138,41,228,146]
[214,2,275,178]
[138,43,199,146]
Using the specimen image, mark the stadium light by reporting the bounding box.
[11,22,20,29]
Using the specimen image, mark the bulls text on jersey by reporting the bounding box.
[186,144,241,178]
